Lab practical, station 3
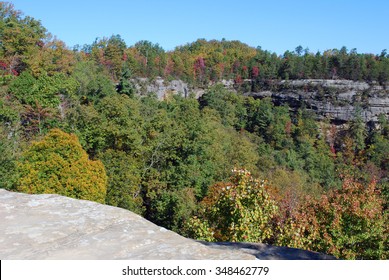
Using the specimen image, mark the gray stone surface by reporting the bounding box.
[132,77,195,99]
[0,189,254,260]
[0,189,335,260]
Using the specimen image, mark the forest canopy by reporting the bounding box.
[0,2,388,259]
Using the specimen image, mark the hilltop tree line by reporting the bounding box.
[73,37,389,87]
[0,2,388,259]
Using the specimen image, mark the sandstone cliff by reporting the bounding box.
[246,79,389,123]
[132,78,389,123]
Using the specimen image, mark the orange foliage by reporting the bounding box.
[276,178,388,259]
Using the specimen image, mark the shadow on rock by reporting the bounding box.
[196,241,337,260]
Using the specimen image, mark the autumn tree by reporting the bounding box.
[276,178,388,259]
[17,129,107,203]
[0,2,48,74]
[186,169,278,242]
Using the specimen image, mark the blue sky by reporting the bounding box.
[9,0,389,54]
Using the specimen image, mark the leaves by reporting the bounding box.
[186,169,278,243]
[276,178,388,259]
[17,129,107,203]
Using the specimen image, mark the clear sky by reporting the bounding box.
[8,0,389,54]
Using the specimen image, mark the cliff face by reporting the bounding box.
[246,79,389,123]
[0,189,334,260]
[133,78,389,123]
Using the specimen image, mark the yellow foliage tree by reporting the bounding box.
[17,129,107,203]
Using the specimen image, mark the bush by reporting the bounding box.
[17,129,107,203]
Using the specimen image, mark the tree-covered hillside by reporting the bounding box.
[0,2,387,259]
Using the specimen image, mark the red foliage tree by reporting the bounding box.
[252,66,259,78]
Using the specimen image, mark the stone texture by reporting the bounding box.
[132,77,194,99]
[0,189,335,260]
[0,189,253,260]
[245,79,389,123]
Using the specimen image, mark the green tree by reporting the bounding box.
[9,71,78,108]
[96,94,143,153]
[17,128,107,203]
[349,108,367,152]
[0,125,19,189]
[71,61,116,104]
[99,149,143,214]
[200,84,247,129]
[116,65,134,97]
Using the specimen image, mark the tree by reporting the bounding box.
[9,71,79,108]
[17,129,107,203]
[27,39,76,77]
[186,169,278,243]
[0,2,49,75]
[199,85,247,129]
[0,125,19,190]
[96,94,143,153]
[133,40,166,77]
[21,100,58,138]
[71,61,116,104]
[116,65,134,97]
[104,34,127,79]
[349,107,367,152]
[276,178,388,259]
[99,149,144,214]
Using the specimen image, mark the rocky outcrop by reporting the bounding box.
[0,189,335,260]
[0,189,253,260]
[245,79,389,123]
[131,77,389,123]
[131,77,204,100]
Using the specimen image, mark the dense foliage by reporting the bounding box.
[16,128,107,203]
[275,178,388,259]
[1,2,388,259]
[186,169,278,243]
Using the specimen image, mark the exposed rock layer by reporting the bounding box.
[133,78,389,123]
[0,189,334,260]
[246,79,389,123]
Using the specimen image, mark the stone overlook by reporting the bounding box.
[0,189,335,260]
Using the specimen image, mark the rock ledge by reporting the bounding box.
[0,189,334,260]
